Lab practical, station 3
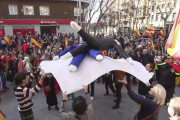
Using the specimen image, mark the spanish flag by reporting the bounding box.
[145,31,155,51]
[134,27,141,37]
[0,110,6,120]
[65,35,68,48]
[102,50,107,56]
[31,38,42,49]
[4,36,12,45]
[159,36,162,41]
[165,9,180,60]
[160,29,164,37]
[147,24,156,34]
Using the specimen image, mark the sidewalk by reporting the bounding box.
[1,81,180,120]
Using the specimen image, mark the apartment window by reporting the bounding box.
[167,3,171,7]
[9,5,18,15]
[156,15,158,21]
[173,13,176,21]
[151,15,154,22]
[162,4,165,8]
[39,6,50,15]
[152,6,155,12]
[23,6,34,15]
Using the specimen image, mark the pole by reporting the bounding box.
[79,0,82,42]
[76,1,79,40]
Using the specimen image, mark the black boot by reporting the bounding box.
[112,104,119,109]
[48,106,51,111]
[55,105,59,111]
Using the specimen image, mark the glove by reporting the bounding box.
[53,56,59,61]
[126,57,134,65]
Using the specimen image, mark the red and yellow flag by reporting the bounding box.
[145,31,155,51]
[102,50,107,56]
[159,36,162,41]
[160,29,164,37]
[134,27,141,37]
[0,110,6,120]
[4,36,11,45]
[31,38,42,49]
[147,24,156,34]
[65,35,68,48]
[165,9,180,60]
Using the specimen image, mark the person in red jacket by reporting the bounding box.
[21,42,28,53]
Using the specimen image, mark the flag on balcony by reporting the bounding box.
[159,36,162,41]
[165,9,180,60]
[65,35,68,48]
[145,30,155,51]
[134,27,141,37]
[0,110,6,120]
[31,38,42,49]
[160,29,164,37]
[4,36,11,45]
[147,24,156,34]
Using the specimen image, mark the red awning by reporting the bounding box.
[0,19,73,24]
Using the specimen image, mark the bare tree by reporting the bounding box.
[84,0,102,34]
[93,0,115,38]
[157,2,176,36]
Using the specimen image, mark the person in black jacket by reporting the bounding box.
[120,79,166,120]
[117,34,125,49]
[155,55,180,103]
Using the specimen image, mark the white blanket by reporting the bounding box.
[40,56,154,94]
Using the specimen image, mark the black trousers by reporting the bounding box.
[88,81,95,97]
[115,82,123,106]
[126,73,136,84]
[104,75,116,94]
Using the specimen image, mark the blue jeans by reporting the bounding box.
[67,93,75,101]
[0,73,7,91]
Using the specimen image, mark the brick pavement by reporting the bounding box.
[1,81,180,120]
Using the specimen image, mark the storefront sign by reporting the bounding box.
[0,19,73,24]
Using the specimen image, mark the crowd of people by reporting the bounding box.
[0,32,180,120]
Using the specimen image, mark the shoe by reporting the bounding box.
[104,93,109,96]
[48,106,51,111]
[97,81,100,83]
[112,105,119,109]
[91,97,94,100]
[55,106,59,111]
[6,87,9,90]
[113,100,117,102]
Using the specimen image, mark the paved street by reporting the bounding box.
[1,80,180,120]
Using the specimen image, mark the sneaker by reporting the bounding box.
[104,93,109,96]
[112,105,119,109]
[91,97,94,100]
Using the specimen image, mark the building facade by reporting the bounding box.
[0,0,89,37]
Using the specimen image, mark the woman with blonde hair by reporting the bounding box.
[168,97,180,120]
[120,79,166,120]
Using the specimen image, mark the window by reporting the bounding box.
[162,4,165,8]
[152,6,155,12]
[167,3,171,7]
[23,6,34,15]
[151,15,154,22]
[173,13,176,21]
[156,15,158,21]
[9,5,18,15]
[39,6,50,16]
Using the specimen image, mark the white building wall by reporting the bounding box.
[4,25,13,36]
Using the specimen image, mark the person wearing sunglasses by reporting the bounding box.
[155,55,180,104]
[168,97,180,120]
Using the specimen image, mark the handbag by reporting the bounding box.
[45,78,51,92]
[134,105,160,120]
